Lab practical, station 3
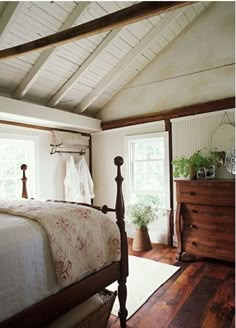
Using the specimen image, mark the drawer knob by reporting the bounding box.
[189,192,196,196]
[192,241,197,246]
[189,224,195,229]
[192,209,198,214]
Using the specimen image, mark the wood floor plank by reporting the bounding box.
[204,261,234,280]
[135,262,208,328]
[128,240,170,261]
[168,276,221,328]
[201,269,235,328]
[230,315,235,328]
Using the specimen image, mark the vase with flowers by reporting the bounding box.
[127,199,158,251]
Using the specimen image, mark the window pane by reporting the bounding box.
[0,138,35,199]
[134,143,144,160]
[128,134,168,209]
[133,139,164,160]
[133,161,159,191]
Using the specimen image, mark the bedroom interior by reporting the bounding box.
[0,1,235,328]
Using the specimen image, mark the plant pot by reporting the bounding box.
[189,163,196,179]
[132,228,152,252]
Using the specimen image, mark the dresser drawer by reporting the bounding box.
[183,236,235,262]
[182,203,235,224]
[182,204,234,239]
[183,223,234,243]
[176,180,235,206]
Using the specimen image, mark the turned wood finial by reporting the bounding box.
[114,156,124,166]
[21,164,28,199]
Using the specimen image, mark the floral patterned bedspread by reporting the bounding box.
[0,199,121,287]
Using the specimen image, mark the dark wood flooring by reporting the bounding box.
[108,239,235,328]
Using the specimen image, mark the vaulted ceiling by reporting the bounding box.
[0,1,214,121]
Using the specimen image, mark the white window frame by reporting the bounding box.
[125,132,170,209]
[0,132,39,199]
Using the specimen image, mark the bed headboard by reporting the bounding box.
[20,164,28,199]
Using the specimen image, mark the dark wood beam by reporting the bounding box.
[0,2,191,60]
[165,119,174,247]
[0,119,90,137]
[101,97,235,130]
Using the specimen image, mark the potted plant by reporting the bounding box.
[172,148,216,179]
[127,199,158,251]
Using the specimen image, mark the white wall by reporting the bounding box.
[0,124,90,200]
[98,2,235,121]
[91,121,170,244]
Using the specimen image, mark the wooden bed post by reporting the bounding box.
[114,156,128,328]
[20,164,28,199]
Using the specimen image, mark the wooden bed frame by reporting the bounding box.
[0,156,128,328]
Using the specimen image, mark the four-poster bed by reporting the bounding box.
[0,156,128,328]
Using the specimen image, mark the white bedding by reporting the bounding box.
[0,203,121,323]
[0,213,60,322]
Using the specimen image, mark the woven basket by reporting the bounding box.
[77,290,116,328]
[48,290,117,328]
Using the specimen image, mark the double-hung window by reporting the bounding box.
[126,132,170,210]
[0,137,35,199]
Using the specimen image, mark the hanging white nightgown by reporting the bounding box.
[64,155,82,202]
[76,156,95,204]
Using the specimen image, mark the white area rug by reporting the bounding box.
[108,255,180,319]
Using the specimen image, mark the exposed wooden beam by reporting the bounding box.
[101,97,235,130]
[13,2,90,99]
[48,28,121,107]
[0,2,191,60]
[75,8,186,113]
[0,2,23,42]
[0,119,90,137]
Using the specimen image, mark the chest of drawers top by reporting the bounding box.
[175,179,235,207]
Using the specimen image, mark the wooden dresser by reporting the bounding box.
[175,179,235,262]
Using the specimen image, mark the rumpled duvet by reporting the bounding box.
[0,199,121,287]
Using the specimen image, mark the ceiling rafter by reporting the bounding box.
[0,2,192,60]
[12,2,90,99]
[75,8,187,113]
[48,27,122,107]
[0,2,23,42]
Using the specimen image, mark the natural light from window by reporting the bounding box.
[0,138,35,199]
[127,132,169,209]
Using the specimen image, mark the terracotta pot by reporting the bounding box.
[132,228,152,252]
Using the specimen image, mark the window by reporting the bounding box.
[0,138,35,199]
[126,132,170,209]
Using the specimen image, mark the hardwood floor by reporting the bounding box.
[108,239,235,328]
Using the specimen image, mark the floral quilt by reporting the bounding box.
[0,199,121,287]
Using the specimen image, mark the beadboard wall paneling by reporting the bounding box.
[172,109,235,179]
